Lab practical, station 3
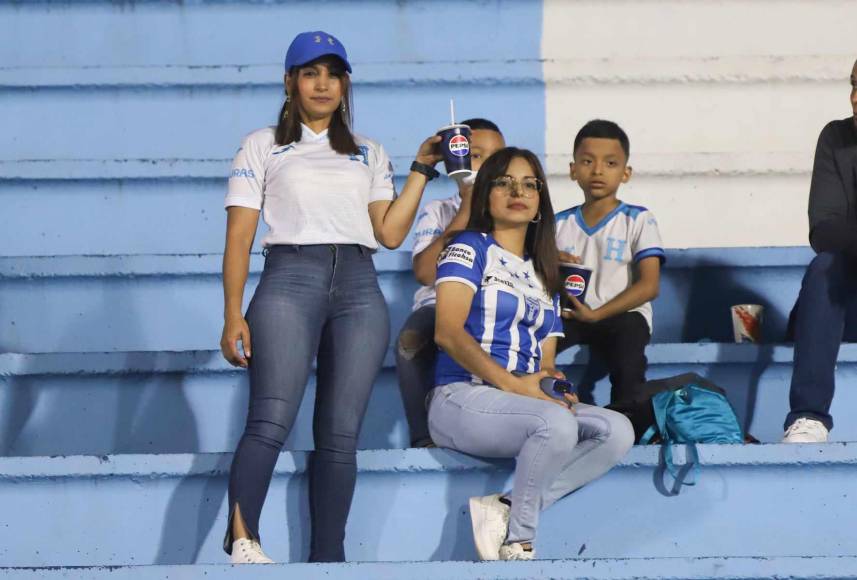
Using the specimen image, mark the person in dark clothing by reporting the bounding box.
[782,58,857,443]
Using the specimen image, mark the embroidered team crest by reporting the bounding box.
[524,296,540,323]
[349,145,370,166]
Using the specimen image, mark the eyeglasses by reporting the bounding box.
[490,176,543,198]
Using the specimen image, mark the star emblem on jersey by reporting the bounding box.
[499,257,508,267]
[523,272,530,280]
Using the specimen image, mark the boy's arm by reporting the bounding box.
[413,184,473,286]
[564,256,660,323]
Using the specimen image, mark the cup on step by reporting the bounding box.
[731,304,764,343]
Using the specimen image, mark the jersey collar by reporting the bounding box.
[574,201,626,236]
[486,233,529,262]
[299,123,330,143]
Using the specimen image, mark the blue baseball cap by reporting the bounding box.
[284,31,352,73]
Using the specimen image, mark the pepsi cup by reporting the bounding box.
[436,123,472,179]
[560,263,593,306]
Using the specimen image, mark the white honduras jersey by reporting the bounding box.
[224,124,396,249]
[410,193,461,310]
[435,231,564,386]
[555,202,665,332]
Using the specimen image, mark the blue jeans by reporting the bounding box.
[395,305,437,447]
[225,244,390,562]
[427,382,634,543]
[787,252,857,431]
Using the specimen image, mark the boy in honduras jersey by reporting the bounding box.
[555,120,664,406]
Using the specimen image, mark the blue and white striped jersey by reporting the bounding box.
[434,231,564,387]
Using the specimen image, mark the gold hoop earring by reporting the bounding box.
[282,95,290,121]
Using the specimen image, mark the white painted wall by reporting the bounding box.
[542,0,856,248]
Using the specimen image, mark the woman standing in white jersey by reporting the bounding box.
[429,147,634,561]
[219,31,440,563]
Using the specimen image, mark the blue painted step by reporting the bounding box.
[3,556,857,580]
[0,1,546,162]
[3,343,853,456]
[0,247,814,353]
[1,445,856,567]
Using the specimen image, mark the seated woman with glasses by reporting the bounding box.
[427,147,634,561]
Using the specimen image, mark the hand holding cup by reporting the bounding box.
[558,251,583,265]
[415,135,443,167]
[562,295,601,323]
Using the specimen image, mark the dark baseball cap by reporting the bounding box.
[284,31,352,73]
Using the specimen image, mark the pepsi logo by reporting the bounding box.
[565,274,586,297]
[448,135,470,157]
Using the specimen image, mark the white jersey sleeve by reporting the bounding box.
[411,201,447,257]
[632,209,666,263]
[224,129,271,210]
[369,142,396,203]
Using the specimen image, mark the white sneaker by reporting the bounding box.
[469,493,510,561]
[499,542,535,561]
[230,538,275,564]
[783,418,829,443]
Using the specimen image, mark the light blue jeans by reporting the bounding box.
[226,244,390,562]
[427,382,634,543]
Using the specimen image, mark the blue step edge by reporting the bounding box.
[0,247,815,279]
[2,343,853,377]
[2,556,857,580]
[0,61,543,90]
[1,443,853,481]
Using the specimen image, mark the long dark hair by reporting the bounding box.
[465,147,561,295]
[274,55,359,155]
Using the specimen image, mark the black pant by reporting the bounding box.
[557,311,650,404]
[394,305,437,447]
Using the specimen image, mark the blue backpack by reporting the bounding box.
[624,374,744,494]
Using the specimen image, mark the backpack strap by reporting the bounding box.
[666,442,699,484]
[639,425,659,445]
[657,442,699,496]
[650,389,700,495]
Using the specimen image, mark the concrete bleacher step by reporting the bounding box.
[2,445,857,568]
[3,343,855,457]
[0,248,814,353]
[4,556,857,580]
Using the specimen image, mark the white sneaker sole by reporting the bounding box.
[469,496,503,561]
[782,435,829,443]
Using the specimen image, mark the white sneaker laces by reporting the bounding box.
[232,538,274,564]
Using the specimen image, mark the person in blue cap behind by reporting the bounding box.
[219,30,442,563]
